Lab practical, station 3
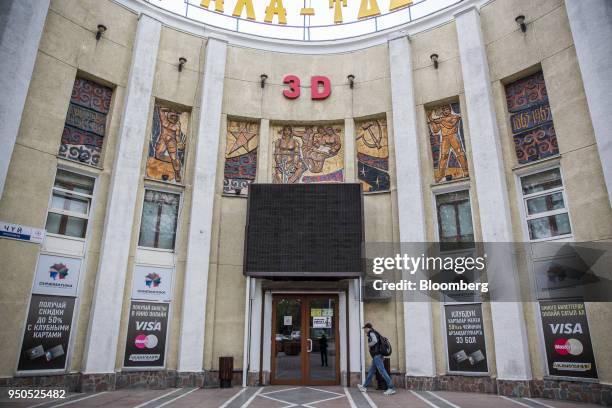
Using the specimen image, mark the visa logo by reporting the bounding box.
[550,323,583,334]
[136,321,161,331]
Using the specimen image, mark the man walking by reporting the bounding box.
[358,322,396,395]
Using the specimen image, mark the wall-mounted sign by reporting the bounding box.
[0,221,45,244]
[540,301,598,378]
[444,303,488,373]
[282,75,331,100]
[18,295,75,372]
[32,254,82,297]
[124,301,169,368]
[131,265,174,302]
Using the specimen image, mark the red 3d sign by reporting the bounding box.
[282,75,331,100]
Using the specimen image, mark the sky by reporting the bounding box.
[145,0,457,40]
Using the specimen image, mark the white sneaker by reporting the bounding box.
[383,388,396,396]
[357,384,367,392]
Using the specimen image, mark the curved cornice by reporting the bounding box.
[112,0,487,54]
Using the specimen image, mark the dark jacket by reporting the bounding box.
[367,330,381,357]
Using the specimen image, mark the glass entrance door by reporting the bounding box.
[271,294,339,385]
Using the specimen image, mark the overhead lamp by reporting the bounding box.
[347,74,355,89]
[430,53,439,69]
[515,15,527,33]
[178,57,187,72]
[96,24,107,41]
[260,74,268,88]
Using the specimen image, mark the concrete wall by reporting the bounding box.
[0,0,610,392]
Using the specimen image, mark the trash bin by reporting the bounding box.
[219,356,233,388]
[375,357,391,390]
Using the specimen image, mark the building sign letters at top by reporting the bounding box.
[200,0,413,25]
[283,75,331,100]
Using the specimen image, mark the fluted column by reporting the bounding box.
[455,6,532,381]
[388,34,436,378]
[82,14,162,374]
[177,37,228,372]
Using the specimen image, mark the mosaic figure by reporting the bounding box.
[356,119,390,193]
[59,78,112,166]
[146,104,189,183]
[427,103,468,183]
[505,71,558,164]
[272,124,344,184]
[224,120,259,195]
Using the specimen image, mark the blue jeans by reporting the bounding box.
[363,354,394,389]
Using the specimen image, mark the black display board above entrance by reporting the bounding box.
[244,183,364,278]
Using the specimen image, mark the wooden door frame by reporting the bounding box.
[270,294,341,385]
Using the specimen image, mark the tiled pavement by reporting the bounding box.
[0,386,604,408]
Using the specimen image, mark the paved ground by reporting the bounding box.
[0,386,603,408]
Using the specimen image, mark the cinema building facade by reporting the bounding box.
[1,0,611,404]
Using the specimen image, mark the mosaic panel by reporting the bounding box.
[145,104,189,183]
[505,71,559,164]
[356,118,390,192]
[224,120,259,195]
[59,78,112,166]
[427,103,469,183]
[272,124,344,184]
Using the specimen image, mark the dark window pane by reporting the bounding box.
[54,170,94,195]
[526,192,565,215]
[521,168,562,195]
[528,213,571,240]
[436,190,474,249]
[45,213,87,238]
[138,190,180,250]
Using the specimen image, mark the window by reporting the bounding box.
[520,168,571,241]
[138,190,180,250]
[45,170,95,238]
[435,190,474,250]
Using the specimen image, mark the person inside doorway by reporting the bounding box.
[358,322,396,395]
[319,334,328,367]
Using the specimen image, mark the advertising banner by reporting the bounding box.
[124,301,169,368]
[540,301,598,378]
[445,303,488,373]
[131,265,173,302]
[17,295,75,372]
[32,254,82,297]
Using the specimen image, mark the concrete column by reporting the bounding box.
[348,279,363,383]
[455,6,532,380]
[82,14,161,374]
[177,38,227,372]
[256,118,270,183]
[247,279,262,381]
[565,0,612,207]
[344,118,357,182]
[388,35,436,378]
[0,0,50,198]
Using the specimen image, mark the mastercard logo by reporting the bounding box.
[554,338,583,356]
[135,334,159,349]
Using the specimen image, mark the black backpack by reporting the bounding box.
[373,330,392,356]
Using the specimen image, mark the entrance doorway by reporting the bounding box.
[271,294,340,385]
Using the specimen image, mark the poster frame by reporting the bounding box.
[441,301,490,376]
[121,300,172,371]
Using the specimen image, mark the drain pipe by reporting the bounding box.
[242,277,252,387]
